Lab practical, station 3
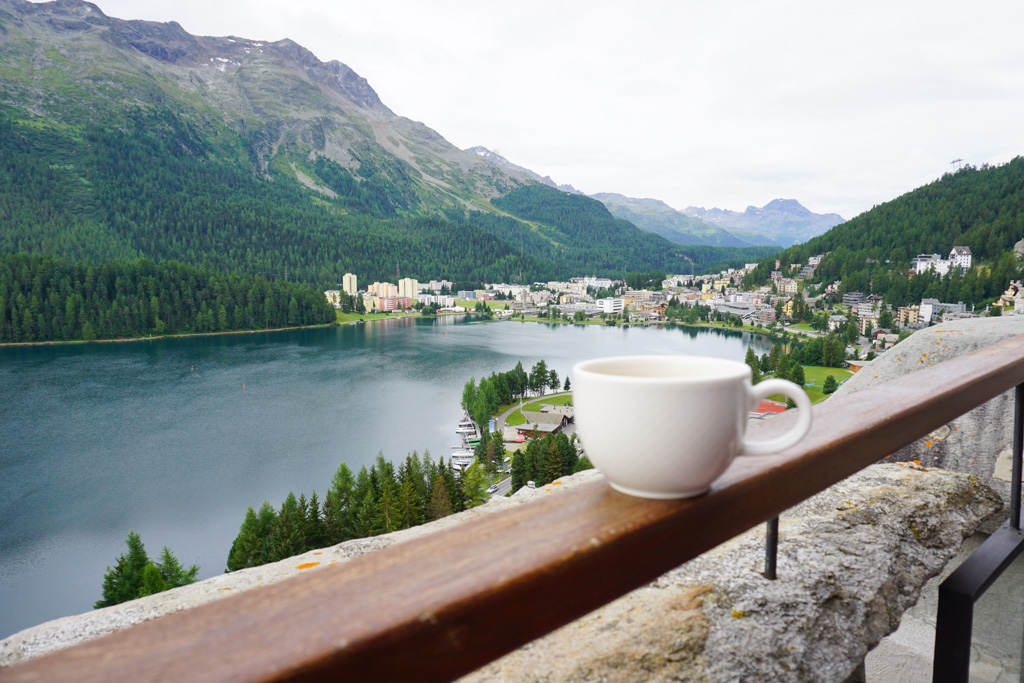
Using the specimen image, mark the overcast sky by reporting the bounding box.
[85,0,1024,219]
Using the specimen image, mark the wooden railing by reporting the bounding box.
[7,334,1024,682]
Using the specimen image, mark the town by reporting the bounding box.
[325,244,1024,362]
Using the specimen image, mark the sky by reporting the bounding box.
[77,0,1024,219]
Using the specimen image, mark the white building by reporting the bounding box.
[398,278,419,300]
[949,246,973,270]
[911,254,952,277]
[342,273,358,295]
[596,298,624,315]
[419,294,455,308]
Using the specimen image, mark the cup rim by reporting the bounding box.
[572,354,751,383]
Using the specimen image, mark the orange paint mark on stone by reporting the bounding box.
[296,562,320,570]
[925,441,933,447]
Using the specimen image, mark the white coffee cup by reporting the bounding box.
[572,355,812,499]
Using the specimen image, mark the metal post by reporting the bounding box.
[933,584,973,682]
[764,517,779,580]
[1011,384,1023,530]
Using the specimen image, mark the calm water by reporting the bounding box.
[0,317,771,638]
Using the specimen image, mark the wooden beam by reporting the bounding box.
[7,334,1024,682]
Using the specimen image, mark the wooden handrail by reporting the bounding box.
[7,334,1024,682]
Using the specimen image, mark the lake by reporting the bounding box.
[0,317,773,638]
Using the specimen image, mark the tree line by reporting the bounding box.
[226,451,490,572]
[461,360,565,429]
[0,252,336,343]
[95,532,198,609]
[509,432,591,493]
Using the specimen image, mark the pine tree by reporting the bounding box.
[305,491,327,550]
[268,493,307,562]
[427,475,453,521]
[462,464,488,509]
[226,506,262,572]
[744,346,761,383]
[156,546,199,588]
[137,562,168,598]
[776,354,791,382]
[510,450,527,492]
[95,531,150,609]
[791,364,805,387]
[325,463,355,543]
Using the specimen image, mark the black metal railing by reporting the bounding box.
[933,384,1024,683]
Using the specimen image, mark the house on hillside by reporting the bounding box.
[827,314,848,332]
[949,246,973,270]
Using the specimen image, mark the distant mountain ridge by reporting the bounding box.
[588,193,750,247]
[465,147,842,248]
[684,199,845,247]
[466,146,581,194]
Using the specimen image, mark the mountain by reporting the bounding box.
[0,0,778,282]
[742,161,1024,307]
[466,146,581,194]
[0,0,527,212]
[683,199,846,247]
[588,193,750,247]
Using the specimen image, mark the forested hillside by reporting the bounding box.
[0,112,557,286]
[0,253,336,343]
[743,160,1024,306]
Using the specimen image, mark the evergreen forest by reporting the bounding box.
[0,252,336,343]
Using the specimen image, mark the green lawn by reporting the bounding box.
[764,365,853,405]
[504,392,573,426]
[335,310,417,323]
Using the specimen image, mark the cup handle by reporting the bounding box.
[740,379,812,455]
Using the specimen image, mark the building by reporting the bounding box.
[898,305,920,327]
[324,290,341,307]
[419,294,455,308]
[842,291,865,306]
[596,298,624,315]
[377,296,412,312]
[949,246,973,270]
[827,314,848,332]
[919,299,966,324]
[515,411,570,438]
[398,278,419,300]
[368,281,399,298]
[911,254,946,275]
[342,273,358,295]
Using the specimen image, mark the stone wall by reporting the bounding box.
[833,317,1024,508]
[1,465,1000,681]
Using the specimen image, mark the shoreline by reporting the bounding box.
[0,322,338,348]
